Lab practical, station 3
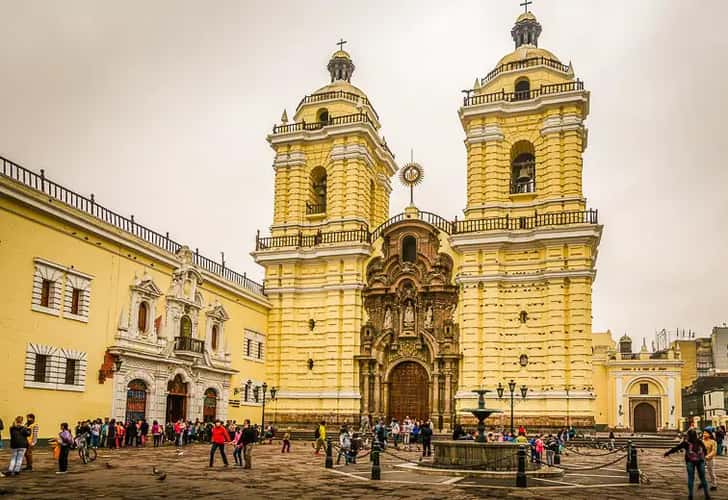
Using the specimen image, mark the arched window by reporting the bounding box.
[203,388,218,422]
[514,78,530,101]
[137,301,148,332]
[307,166,327,214]
[211,324,219,351]
[402,236,417,263]
[180,315,192,337]
[126,379,147,423]
[317,108,330,123]
[510,141,536,194]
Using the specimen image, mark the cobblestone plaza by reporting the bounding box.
[0,441,725,499]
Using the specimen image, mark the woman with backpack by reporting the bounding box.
[1,416,30,477]
[664,428,711,499]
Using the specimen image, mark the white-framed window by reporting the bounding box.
[243,330,265,362]
[31,259,64,316]
[242,379,263,405]
[64,271,92,322]
[24,343,87,392]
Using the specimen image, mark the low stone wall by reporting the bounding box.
[433,441,538,471]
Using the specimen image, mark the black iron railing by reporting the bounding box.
[272,112,376,134]
[296,90,380,120]
[174,336,205,354]
[256,209,599,250]
[464,80,584,107]
[481,56,570,86]
[0,155,265,296]
[306,202,326,215]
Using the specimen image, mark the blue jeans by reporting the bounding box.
[686,460,710,499]
[8,448,26,473]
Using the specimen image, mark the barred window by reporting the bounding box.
[41,280,52,307]
[64,359,77,385]
[243,330,265,362]
[71,289,81,315]
[24,344,87,392]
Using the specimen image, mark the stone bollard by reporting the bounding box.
[371,441,381,480]
[516,445,527,488]
[628,441,639,484]
[325,438,333,469]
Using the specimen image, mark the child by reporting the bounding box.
[233,427,244,466]
[1,416,30,477]
[281,427,291,453]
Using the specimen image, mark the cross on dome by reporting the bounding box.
[336,38,347,51]
[520,0,532,13]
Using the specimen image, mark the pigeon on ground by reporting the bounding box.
[157,473,167,481]
[176,451,184,457]
[153,467,160,475]
[105,462,115,469]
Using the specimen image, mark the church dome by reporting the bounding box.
[516,11,537,22]
[496,45,562,67]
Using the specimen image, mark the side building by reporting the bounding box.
[0,158,270,439]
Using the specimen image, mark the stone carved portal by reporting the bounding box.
[358,219,460,430]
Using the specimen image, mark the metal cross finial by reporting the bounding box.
[337,38,347,51]
[520,0,532,13]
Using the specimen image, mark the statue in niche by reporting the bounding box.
[383,307,392,331]
[404,301,415,326]
[424,305,433,330]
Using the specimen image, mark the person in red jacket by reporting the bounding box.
[209,420,231,467]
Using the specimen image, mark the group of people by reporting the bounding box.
[665,427,721,499]
[0,414,40,477]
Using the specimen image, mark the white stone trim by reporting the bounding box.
[458,91,590,121]
[253,243,372,263]
[449,224,602,250]
[464,123,504,144]
[31,258,63,315]
[540,114,584,136]
[330,143,375,168]
[24,343,87,391]
[272,151,307,170]
[243,330,265,362]
[64,271,92,322]
[456,269,596,284]
[463,197,585,214]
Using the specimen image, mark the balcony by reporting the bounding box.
[464,80,584,107]
[306,202,326,215]
[296,90,379,120]
[174,336,204,354]
[272,112,375,134]
[480,56,571,86]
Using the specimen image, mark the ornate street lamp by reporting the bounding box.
[497,379,528,434]
[258,382,278,442]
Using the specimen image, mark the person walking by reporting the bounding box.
[716,426,725,457]
[140,419,149,447]
[314,421,327,455]
[57,422,73,474]
[0,417,4,450]
[240,419,257,469]
[337,426,352,465]
[2,416,30,477]
[703,429,718,493]
[90,420,100,448]
[281,427,291,453]
[664,428,711,499]
[208,420,231,468]
[232,427,243,466]
[23,414,39,471]
[402,417,412,451]
[420,422,433,459]
[151,420,161,447]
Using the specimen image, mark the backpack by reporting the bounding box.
[314,425,320,439]
[686,442,705,463]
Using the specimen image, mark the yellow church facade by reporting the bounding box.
[0,8,685,437]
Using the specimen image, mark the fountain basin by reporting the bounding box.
[433,441,540,471]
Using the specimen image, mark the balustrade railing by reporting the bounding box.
[464,80,584,107]
[272,112,376,134]
[174,336,205,354]
[0,155,265,296]
[480,56,571,86]
[306,202,326,215]
[256,209,599,250]
[296,90,380,120]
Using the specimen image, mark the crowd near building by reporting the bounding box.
[0,8,725,442]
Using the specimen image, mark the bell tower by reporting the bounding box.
[254,45,397,425]
[451,9,603,428]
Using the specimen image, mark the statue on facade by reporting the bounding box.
[404,301,415,326]
[383,307,392,331]
[424,305,433,330]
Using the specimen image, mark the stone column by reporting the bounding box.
[383,382,389,420]
[431,369,440,421]
[444,362,453,429]
[615,376,624,427]
[373,372,381,416]
[362,366,370,415]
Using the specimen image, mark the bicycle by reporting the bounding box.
[76,433,97,464]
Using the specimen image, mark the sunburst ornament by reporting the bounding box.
[399,150,424,205]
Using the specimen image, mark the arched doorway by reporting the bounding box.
[166,374,188,423]
[125,379,147,423]
[634,402,657,432]
[203,388,218,422]
[388,361,429,422]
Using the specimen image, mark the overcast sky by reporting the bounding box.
[1,0,726,346]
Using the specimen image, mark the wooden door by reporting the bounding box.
[633,402,657,432]
[388,361,429,422]
[125,379,147,423]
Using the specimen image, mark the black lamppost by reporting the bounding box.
[247,380,277,442]
[497,379,528,434]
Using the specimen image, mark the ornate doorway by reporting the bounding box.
[633,402,657,432]
[203,388,218,422]
[358,218,460,430]
[388,362,429,422]
[125,379,147,423]
[166,374,188,423]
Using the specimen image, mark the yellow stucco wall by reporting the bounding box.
[0,177,269,438]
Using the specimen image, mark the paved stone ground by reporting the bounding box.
[0,442,726,499]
